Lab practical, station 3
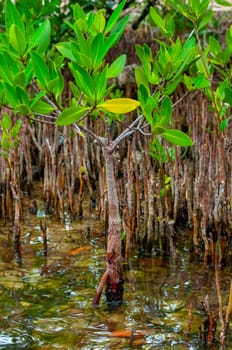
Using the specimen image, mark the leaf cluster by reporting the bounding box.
[5,0,232,161]
[135,0,232,157]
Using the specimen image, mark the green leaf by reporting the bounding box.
[138,83,149,104]
[198,10,213,30]
[16,104,30,116]
[199,0,211,16]
[190,0,201,17]
[69,81,81,99]
[162,129,193,147]
[1,134,11,151]
[224,87,232,105]
[91,33,105,66]
[0,51,20,82]
[30,51,50,87]
[47,59,64,98]
[193,74,211,89]
[107,54,126,78]
[32,19,51,53]
[70,41,92,68]
[164,13,175,39]
[16,86,30,105]
[1,113,12,131]
[93,68,107,102]
[220,119,229,131]
[150,7,165,32]
[9,24,27,56]
[164,75,182,95]
[72,3,86,22]
[105,15,130,52]
[14,72,27,86]
[31,100,55,114]
[153,125,166,134]
[214,0,232,6]
[226,25,232,52]
[91,9,106,33]
[135,67,149,92]
[209,36,222,56]
[10,119,22,138]
[75,18,87,33]
[56,42,76,62]
[3,82,18,106]
[97,98,140,114]
[30,91,46,108]
[121,229,126,240]
[71,64,95,100]
[105,0,126,34]
[161,96,172,124]
[172,37,196,81]
[56,106,90,126]
[5,0,24,33]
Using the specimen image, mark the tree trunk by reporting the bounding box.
[93,140,124,306]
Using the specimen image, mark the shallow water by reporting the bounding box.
[0,204,231,349]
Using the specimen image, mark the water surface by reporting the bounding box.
[0,206,231,349]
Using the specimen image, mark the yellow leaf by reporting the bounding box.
[109,329,148,338]
[97,98,140,114]
[68,246,92,255]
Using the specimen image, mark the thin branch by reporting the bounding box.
[113,114,143,150]
[34,113,57,119]
[77,124,106,148]
[29,116,56,125]
[27,123,43,153]
[172,90,190,108]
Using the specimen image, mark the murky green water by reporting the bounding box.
[0,204,231,349]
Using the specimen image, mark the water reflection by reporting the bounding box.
[0,217,231,349]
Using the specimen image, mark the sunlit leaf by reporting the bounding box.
[91,9,106,33]
[0,113,12,131]
[56,42,76,62]
[105,15,130,52]
[105,0,126,34]
[162,129,193,147]
[10,119,22,138]
[97,98,140,114]
[91,33,105,66]
[56,106,90,126]
[9,24,27,56]
[72,3,86,21]
[150,7,165,32]
[107,54,126,78]
[93,68,107,102]
[3,82,18,106]
[31,100,55,114]
[198,10,213,30]
[71,64,95,100]
[30,51,50,87]
[193,74,211,89]
[32,19,51,53]
[5,0,24,33]
[161,96,172,124]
